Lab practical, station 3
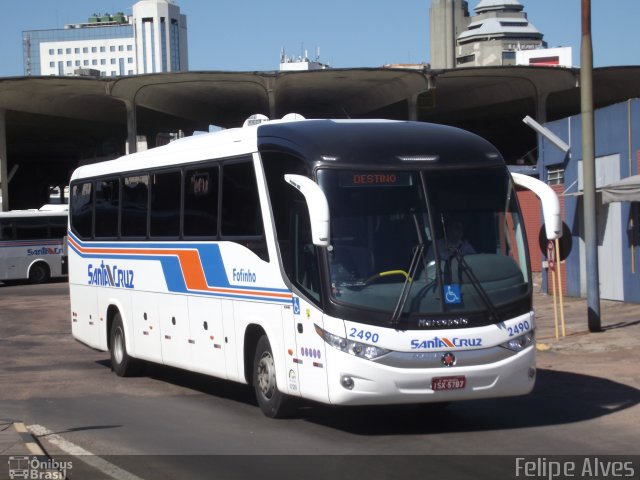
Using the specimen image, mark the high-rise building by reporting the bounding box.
[429,0,471,69]
[22,0,188,77]
[430,0,549,69]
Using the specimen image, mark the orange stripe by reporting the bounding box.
[70,239,292,299]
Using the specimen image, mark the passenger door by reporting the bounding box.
[289,205,329,403]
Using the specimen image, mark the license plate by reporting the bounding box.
[431,375,466,391]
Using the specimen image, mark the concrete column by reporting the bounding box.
[124,100,138,154]
[0,109,8,211]
[266,77,277,119]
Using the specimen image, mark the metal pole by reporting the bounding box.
[581,0,602,332]
[0,109,8,211]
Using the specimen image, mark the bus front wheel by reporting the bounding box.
[253,335,293,418]
[109,313,140,377]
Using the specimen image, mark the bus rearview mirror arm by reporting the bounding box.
[284,174,330,247]
[511,172,562,240]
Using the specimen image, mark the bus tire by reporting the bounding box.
[109,313,140,377]
[253,335,292,418]
[28,262,50,284]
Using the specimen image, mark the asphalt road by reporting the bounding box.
[1,281,639,479]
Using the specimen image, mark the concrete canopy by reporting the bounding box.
[2,66,640,209]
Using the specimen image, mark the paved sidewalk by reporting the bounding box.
[533,288,640,353]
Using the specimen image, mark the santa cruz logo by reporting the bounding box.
[27,247,63,256]
[88,261,135,289]
[410,336,482,350]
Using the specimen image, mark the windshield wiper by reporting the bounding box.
[390,242,424,327]
[447,247,501,323]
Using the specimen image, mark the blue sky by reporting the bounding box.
[1,0,638,77]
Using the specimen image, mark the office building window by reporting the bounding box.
[502,51,516,64]
[83,47,88,53]
[57,49,63,54]
[49,61,55,67]
[100,46,106,52]
[457,54,475,65]
[66,48,71,54]
[49,49,54,55]
[75,48,80,54]
[118,45,124,51]
[127,45,133,51]
[547,166,565,185]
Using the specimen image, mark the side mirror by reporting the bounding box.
[284,174,330,247]
[511,172,562,240]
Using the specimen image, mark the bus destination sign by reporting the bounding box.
[339,172,413,188]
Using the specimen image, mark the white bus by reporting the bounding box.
[68,118,559,417]
[0,209,68,284]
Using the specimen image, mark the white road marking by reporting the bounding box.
[27,424,146,480]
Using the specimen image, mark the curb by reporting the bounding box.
[12,422,47,456]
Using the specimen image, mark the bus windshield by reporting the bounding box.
[317,167,530,319]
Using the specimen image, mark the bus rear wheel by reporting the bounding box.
[28,262,50,284]
[109,313,140,377]
[253,335,293,418]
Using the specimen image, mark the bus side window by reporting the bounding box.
[184,166,219,237]
[150,171,181,237]
[0,219,14,240]
[49,216,68,238]
[70,182,93,239]
[220,160,268,261]
[261,152,320,302]
[95,178,119,238]
[121,175,149,238]
[291,202,321,302]
[15,217,48,240]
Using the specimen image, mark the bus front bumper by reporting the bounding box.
[324,344,536,406]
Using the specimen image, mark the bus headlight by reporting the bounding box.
[314,324,390,360]
[500,331,535,352]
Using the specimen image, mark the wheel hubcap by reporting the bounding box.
[257,352,276,400]
[113,327,124,364]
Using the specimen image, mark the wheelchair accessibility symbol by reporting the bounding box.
[444,284,461,304]
[292,297,301,315]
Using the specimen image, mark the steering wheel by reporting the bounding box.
[364,270,410,285]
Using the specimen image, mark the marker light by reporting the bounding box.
[397,155,439,162]
[314,324,390,360]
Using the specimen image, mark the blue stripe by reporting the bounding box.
[68,236,291,303]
